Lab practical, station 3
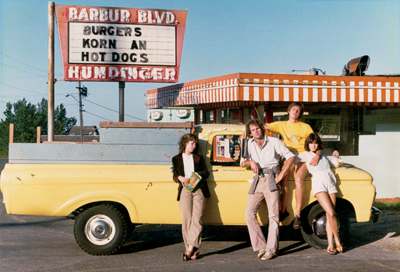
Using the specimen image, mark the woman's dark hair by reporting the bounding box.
[287,102,305,119]
[245,119,265,138]
[178,133,199,154]
[304,133,324,151]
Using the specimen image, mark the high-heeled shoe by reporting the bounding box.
[191,251,199,260]
[183,250,192,261]
[185,247,199,260]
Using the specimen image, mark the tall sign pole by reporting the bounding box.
[47,2,55,141]
[119,82,125,122]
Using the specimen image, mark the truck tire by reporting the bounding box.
[300,203,350,249]
[74,204,128,255]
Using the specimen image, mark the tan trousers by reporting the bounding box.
[179,187,205,250]
[245,176,280,255]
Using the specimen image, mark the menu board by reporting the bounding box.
[303,115,341,141]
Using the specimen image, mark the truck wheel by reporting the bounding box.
[300,203,350,249]
[74,204,128,255]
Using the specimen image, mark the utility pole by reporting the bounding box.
[47,2,55,141]
[78,82,84,142]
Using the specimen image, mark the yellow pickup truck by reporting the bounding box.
[0,122,379,255]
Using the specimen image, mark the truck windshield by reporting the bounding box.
[210,134,241,166]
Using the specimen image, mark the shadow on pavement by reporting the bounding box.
[0,217,71,228]
[120,211,400,256]
[345,211,400,251]
[120,224,183,254]
[119,224,308,256]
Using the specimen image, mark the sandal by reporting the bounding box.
[336,244,343,254]
[183,250,192,261]
[327,247,337,255]
[191,251,199,260]
[293,216,301,229]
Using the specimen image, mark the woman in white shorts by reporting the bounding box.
[298,133,343,255]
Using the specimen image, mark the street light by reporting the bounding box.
[280,68,326,75]
[65,93,78,102]
[65,92,84,142]
[309,67,326,75]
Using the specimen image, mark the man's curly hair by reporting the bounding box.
[245,119,265,138]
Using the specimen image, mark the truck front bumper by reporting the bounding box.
[371,206,381,223]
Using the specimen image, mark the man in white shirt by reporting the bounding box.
[241,119,295,260]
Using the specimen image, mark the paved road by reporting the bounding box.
[0,159,7,167]
[1,161,399,272]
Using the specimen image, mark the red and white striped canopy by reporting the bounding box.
[146,73,400,109]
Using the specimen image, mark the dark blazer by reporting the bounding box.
[172,153,210,201]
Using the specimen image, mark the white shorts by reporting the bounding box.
[311,171,338,196]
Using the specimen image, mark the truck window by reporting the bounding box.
[210,135,241,166]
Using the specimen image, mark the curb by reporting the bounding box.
[375,198,400,203]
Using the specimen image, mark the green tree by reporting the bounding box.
[0,98,77,157]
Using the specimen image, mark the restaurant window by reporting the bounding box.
[216,108,241,124]
[204,110,214,124]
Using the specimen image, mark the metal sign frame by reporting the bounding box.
[55,5,187,83]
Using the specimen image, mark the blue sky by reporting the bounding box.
[1,0,399,126]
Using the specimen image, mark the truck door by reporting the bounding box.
[202,133,254,225]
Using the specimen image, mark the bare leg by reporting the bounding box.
[326,213,333,250]
[280,175,288,213]
[315,192,339,251]
[328,193,341,248]
[294,163,308,218]
[280,161,294,213]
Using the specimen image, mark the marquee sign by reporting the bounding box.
[55,5,187,82]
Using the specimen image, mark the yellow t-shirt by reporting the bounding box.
[268,121,314,154]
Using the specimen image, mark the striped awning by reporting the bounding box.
[146,73,400,109]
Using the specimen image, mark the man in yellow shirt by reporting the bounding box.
[266,102,320,229]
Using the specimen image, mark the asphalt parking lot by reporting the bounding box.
[1,159,399,272]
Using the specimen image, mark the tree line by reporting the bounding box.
[0,98,77,158]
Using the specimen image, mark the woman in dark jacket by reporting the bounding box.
[172,133,210,261]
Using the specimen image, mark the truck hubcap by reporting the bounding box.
[85,215,116,245]
[312,213,341,239]
[312,214,327,238]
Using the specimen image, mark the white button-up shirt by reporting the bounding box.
[246,136,294,168]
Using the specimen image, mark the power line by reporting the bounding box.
[83,98,146,122]
[1,53,48,73]
[1,63,47,77]
[0,82,47,95]
[0,54,63,79]
[84,110,112,121]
